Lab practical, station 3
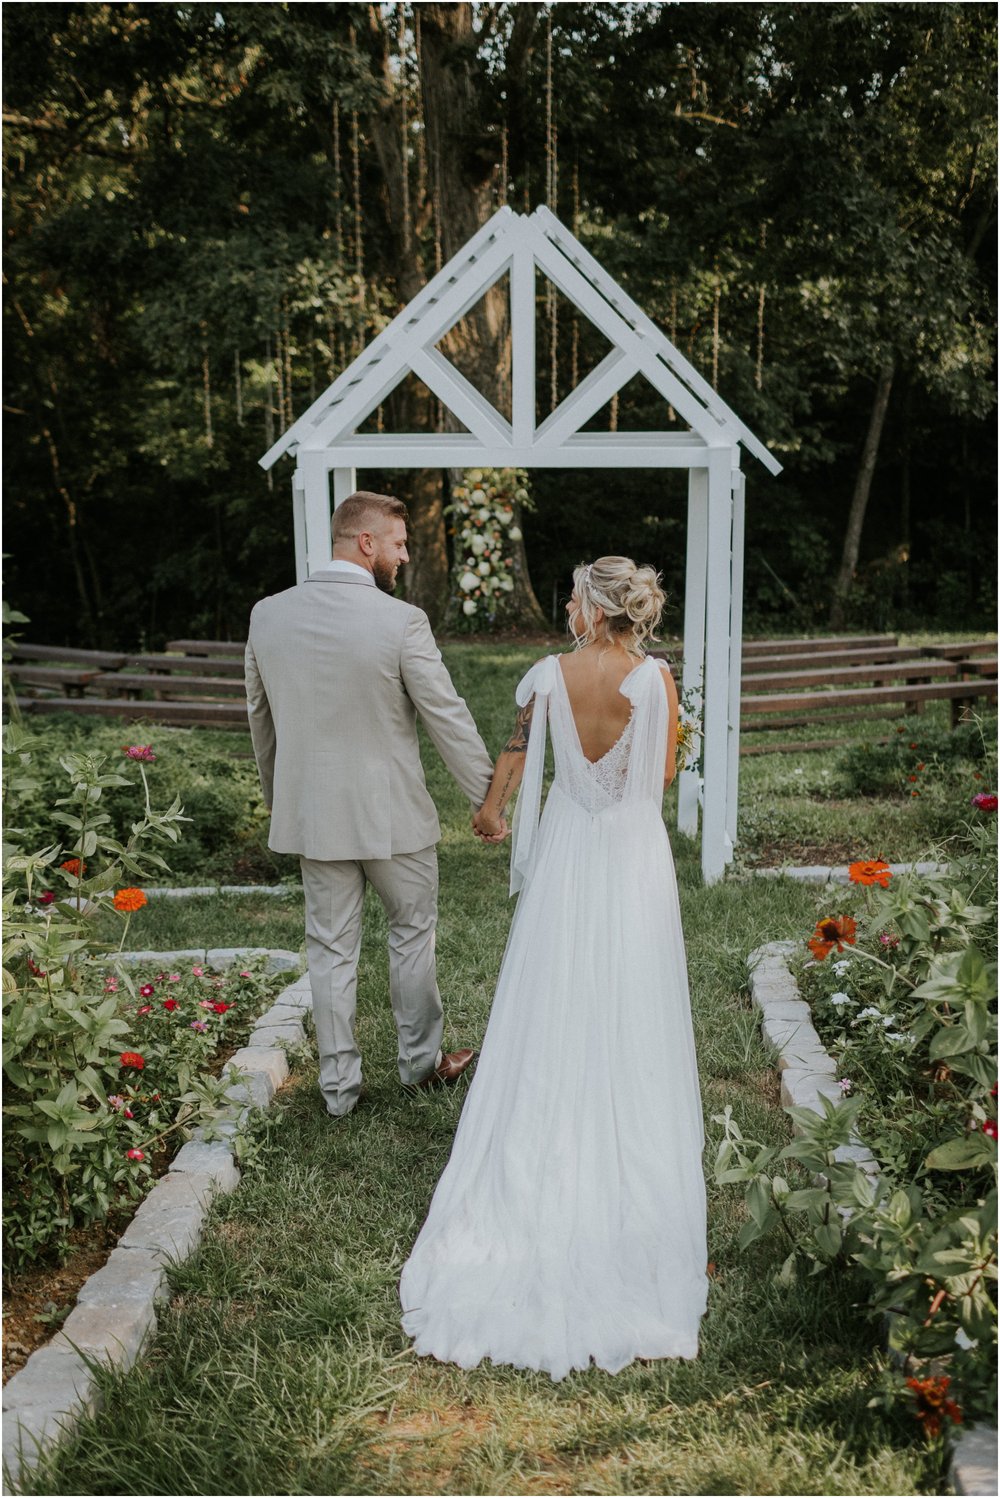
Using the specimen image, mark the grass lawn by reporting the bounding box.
[16,643,963,1496]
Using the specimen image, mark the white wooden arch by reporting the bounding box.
[260,205,781,883]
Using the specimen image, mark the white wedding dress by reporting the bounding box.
[399,653,708,1380]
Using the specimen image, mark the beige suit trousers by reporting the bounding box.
[300,847,443,1116]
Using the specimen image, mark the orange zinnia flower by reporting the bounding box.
[848,860,892,888]
[807,914,858,960]
[113,888,148,913]
[906,1375,962,1439]
[60,858,86,877]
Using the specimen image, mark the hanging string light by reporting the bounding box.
[398,3,411,254]
[668,282,677,421]
[234,348,243,426]
[712,262,721,391]
[570,157,579,391]
[756,223,767,390]
[545,8,558,410]
[351,108,365,352]
[332,98,343,263]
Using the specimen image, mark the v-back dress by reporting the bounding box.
[399,654,708,1380]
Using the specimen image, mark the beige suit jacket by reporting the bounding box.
[245,572,494,861]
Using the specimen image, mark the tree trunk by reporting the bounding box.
[828,360,895,630]
[367,2,547,627]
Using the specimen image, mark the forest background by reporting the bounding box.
[3,1,996,648]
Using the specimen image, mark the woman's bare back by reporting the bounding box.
[558,648,677,777]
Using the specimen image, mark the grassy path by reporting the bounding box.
[21,649,945,1495]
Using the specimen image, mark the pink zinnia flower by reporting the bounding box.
[168,974,181,982]
[191,966,204,977]
[104,977,119,993]
[190,1020,208,1033]
[838,1078,853,1094]
[122,745,156,761]
[137,1004,152,1016]
[139,984,155,998]
[239,971,251,978]
[199,999,214,1009]
[107,1094,125,1111]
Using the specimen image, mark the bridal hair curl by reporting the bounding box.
[570,557,666,657]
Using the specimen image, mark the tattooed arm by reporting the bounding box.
[472,696,535,843]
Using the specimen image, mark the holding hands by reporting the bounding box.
[472,805,509,843]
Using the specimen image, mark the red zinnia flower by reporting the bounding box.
[807,915,858,961]
[139,983,155,998]
[162,998,179,1012]
[971,792,998,813]
[37,891,55,906]
[848,860,892,888]
[113,888,147,913]
[27,957,48,978]
[908,775,918,783]
[126,1148,145,1161]
[212,1001,230,1014]
[906,1376,962,1439]
[122,745,156,761]
[60,858,86,877]
[983,1119,999,1141]
[119,1051,145,1069]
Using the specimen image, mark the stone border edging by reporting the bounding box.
[114,946,300,970]
[1,963,313,1493]
[747,940,998,1498]
[754,860,947,885]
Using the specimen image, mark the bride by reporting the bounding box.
[399,557,708,1381]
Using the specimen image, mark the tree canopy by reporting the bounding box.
[3,2,996,645]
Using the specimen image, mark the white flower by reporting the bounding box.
[832,959,851,975]
[477,506,491,521]
[886,1031,916,1045]
[500,577,514,592]
[955,1327,978,1350]
[477,560,491,576]
[459,571,478,592]
[880,1014,897,1027]
[462,599,478,616]
[508,525,522,541]
[829,992,855,1007]
[856,1006,883,1021]
[468,471,483,486]
[515,487,528,501]
[498,509,512,526]
[469,535,486,556]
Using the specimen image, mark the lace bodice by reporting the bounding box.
[553,693,636,814]
[510,653,669,894]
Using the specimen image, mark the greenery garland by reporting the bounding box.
[446,468,531,631]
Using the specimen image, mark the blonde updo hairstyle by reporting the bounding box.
[570,556,666,657]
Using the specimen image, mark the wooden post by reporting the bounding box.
[332,467,358,510]
[678,467,708,838]
[702,447,733,884]
[725,465,746,856]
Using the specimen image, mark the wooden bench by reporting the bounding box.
[5,664,101,698]
[14,696,249,728]
[741,676,997,730]
[122,652,246,678]
[7,643,128,669]
[741,644,916,675]
[741,634,896,658]
[920,640,997,661]
[741,658,961,694]
[166,639,246,658]
[93,672,248,700]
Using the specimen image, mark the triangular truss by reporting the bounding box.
[260,206,780,476]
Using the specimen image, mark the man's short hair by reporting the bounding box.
[332,490,408,542]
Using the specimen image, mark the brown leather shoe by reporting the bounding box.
[417,1048,477,1090]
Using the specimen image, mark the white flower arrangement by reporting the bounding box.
[446,467,531,629]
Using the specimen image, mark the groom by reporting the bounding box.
[245,490,497,1118]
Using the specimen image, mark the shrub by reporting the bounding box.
[714,823,998,1431]
[835,716,994,798]
[1,726,290,1270]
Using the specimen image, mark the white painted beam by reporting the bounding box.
[534,347,634,449]
[300,451,333,575]
[292,470,307,584]
[678,467,707,838]
[726,468,746,854]
[510,243,536,445]
[701,448,734,884]
[409,346,513,447]
[308,433,712,469]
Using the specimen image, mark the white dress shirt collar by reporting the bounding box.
[314,559,375,584]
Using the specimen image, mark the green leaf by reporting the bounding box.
[925,1135,996,1171]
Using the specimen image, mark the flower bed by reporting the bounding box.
[714,812,998,1440]
[2,730,292,1275]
